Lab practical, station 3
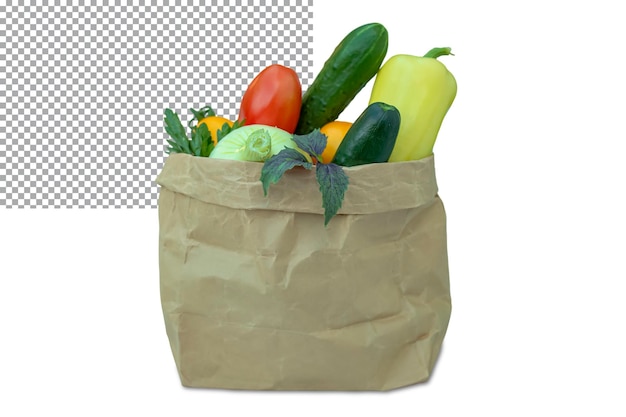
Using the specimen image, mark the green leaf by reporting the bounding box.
[188,105,216,129]
[164,109,187,141]
[260,148,313,195]
[190,129,200,156]
[190,123,214,157]
[165,139,184,154]
[315,163,349,226]
[293,129,327,161]
[217,119,245,142]
[200,134,215,158]
[164,109,191,154]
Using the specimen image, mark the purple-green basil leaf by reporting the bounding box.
[315,162,349,226]
[260,148,313,195]
[293,129,327,160]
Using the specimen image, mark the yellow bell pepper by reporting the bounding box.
[368,47,457,162]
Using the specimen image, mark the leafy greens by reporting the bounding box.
[260,129,349,226]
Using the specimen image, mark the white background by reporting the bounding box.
[2,0,626,415]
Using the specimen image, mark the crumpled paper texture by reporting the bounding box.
[156,153,451,391]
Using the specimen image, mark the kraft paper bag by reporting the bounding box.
[156,153,451,391]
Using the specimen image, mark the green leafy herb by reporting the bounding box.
[292,129,327,161]
[217,119,245,142]
[260,148,313,195]
[188,105,216,129]
[316,163,349,225]
[164,108,214,157]
[260,130,349,226]
[191,123,214,157]
[164,109,192,154]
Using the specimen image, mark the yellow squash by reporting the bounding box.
[369,47,457,162]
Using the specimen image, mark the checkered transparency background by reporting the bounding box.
[0,1,313,208]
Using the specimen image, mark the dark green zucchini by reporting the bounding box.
[332,102,400,167]
[295,23,388,135]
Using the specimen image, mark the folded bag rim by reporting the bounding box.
[155,153,439,215]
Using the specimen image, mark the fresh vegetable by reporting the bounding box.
[319,121,352,163]
[164,109,214,157]
[332,102,400,167]
[210,124,303,162]
[261,130,349,226]
[369,47,457,162]
[295,22,389,135]
[238,64,302,133]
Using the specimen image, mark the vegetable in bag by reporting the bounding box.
[210,124,303,162]
[369,47,457,161]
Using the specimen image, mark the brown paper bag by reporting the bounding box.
[156,153,451,391]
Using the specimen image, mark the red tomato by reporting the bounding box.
[237,64,302,133]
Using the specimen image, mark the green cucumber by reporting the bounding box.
[295,23,388,135]
[332,102,401,167]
